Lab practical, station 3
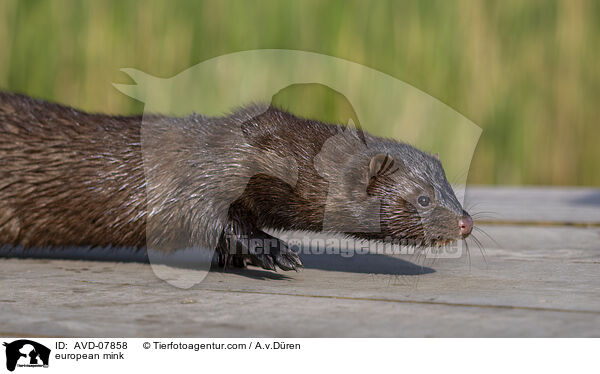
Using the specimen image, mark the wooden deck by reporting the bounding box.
[1,186,599,337]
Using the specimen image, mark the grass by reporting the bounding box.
[0,0,598,186]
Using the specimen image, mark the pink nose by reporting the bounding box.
[458,215,473,236]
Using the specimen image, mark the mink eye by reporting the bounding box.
[417,196,430,207]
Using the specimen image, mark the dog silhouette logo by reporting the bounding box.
[3,340,50,372]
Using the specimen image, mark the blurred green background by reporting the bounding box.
[0,0,598,186]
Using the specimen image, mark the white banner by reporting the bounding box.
[0,338,596,374]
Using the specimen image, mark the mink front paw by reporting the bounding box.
[247,239,303,271]
[271,242,303,271]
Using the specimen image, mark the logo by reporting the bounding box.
[3,340,50,372]
[114,49,481,287]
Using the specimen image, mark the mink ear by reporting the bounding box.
[368,153,400,185]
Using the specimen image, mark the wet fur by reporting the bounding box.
[0,92,467,271]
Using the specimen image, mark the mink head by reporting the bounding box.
[328,137,473,247]
[363,141,473,246]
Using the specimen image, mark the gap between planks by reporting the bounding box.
[476,220,600,228]
[199,288,600,315]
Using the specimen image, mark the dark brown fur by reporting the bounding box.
[0,92,146,247]
[0,92,470,271]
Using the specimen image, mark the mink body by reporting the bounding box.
[0,92,472,271]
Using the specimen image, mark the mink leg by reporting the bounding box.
[216,219,302,271]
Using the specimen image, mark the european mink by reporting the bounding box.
[0,92,473,271]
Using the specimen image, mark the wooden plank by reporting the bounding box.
[1,225,599,337]
[1,187,599,337]
[464,186,600,224]
[0,258,598,338]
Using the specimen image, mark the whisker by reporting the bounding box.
[464,201,485,210]
[463,203,501,217]
[473,226,500,248]
[471,212,501,220]
[449,167,469,186]
[464,239,471,270]
[470,234,488,266]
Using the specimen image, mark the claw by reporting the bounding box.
[218,226,304,271]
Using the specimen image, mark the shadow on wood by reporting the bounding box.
[299,252,435,275]
[569,191,600,206]
[1,245,434,277]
